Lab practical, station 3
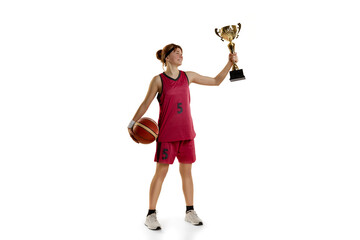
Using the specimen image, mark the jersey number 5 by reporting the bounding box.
[162,149,168,160]
[177,103,183,114]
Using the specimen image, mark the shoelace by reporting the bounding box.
[187,210,200,220]
[148,213,158,221]
[187,210,197,215]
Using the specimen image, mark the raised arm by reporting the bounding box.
[186,52,238,86]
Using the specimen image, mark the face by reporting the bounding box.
[166,48,183,66]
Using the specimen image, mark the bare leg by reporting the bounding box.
[149,163,169,210]
[179,163,193,206]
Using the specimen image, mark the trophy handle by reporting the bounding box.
[236,23,241,39]
[215,28,224,41]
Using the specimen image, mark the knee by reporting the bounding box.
[179,168,192,179]
[158,170,168,180]
[155,166,169,180]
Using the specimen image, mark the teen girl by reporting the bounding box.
[128,43,238,230]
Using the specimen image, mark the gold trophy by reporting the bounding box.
[215,23,245,81]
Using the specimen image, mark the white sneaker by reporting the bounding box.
[185,210,203,226]
[145,212,161,230]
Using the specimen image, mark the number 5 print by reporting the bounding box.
[177,103,183,114]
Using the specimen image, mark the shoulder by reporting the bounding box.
[149,75,162,90]
[151,75,161,84]
[185,71,196,77]
[184,71,200,83]
[152,74,161,81]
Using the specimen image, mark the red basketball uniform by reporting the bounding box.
[154,71,196,164]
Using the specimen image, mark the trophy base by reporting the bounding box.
[230,69,245,82]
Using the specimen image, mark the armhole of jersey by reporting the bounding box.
[157,74,164,101]
[183,71,190,85]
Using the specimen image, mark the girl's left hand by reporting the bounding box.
[229,52,238,63]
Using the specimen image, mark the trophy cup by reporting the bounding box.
[215,23,245,81]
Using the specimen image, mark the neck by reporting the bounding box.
[165,64,179,78]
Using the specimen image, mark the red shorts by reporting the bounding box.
[154,140,196,164]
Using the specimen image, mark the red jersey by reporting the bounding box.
[157,71,196,142]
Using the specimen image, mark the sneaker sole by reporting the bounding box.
[185,219,203,226]
[145,224,161,230]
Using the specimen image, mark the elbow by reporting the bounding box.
[214,77,222,86]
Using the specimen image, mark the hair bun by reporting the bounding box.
[156,49,163,61]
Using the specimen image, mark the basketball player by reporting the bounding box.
[128,43,238,230]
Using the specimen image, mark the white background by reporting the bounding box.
[1,0,359,239]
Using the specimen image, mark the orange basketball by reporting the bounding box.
[133,117,159,144]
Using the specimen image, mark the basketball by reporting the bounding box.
[133,117,159,144]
